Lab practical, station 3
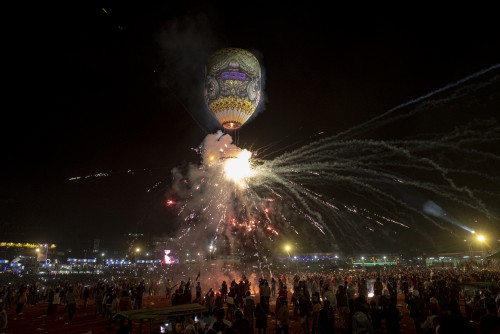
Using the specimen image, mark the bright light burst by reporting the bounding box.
[223,149,255,186]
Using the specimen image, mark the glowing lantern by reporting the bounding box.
[204,47,261,130]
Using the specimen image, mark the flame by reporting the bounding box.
[223,149,255,186]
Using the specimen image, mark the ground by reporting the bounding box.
[4,294,420,334]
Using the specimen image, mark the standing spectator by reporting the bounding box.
[351,301,373,334]
[135,281,145,309]
[243,291,255,333]
[28,285,37,306]
[231,309,252,334]
[46,288,54,316]
[227,288,236,321]
[373,277,383,297]
[420,306,439,334]
[206,289,215,314]
[323,285,337,310]
[0,303,7,334]
[336,285,349,332]
[4,288,13,312]
[103,288,113,318]
[237,281,245,308]
[276,297,290,334]
[95,287,104,317]
[118,290,133,329]
[291,289,301,316]
[184,323,196,334]
[427,297,442,320]
[278,285,288,302]
[271,278,276,298]
[260,281,271,314]
[148,281,155,297]
[384,301,402,334]
[195,282,202,304]
[51,288,61,319]
[254,302,267,334]
[386,279,398,306]
[402,277,409,296]
[220,281,228,303]
[65,287,77,325]
[311,293,322,334]
[369,300,382,332]
[82,286,90,309]
[346,282,356,313]
[185,278,192,303]
[317,299,335,334]
[405,289,426,334]
[107,292,120,330]
[16,287,28,315]
[208,308,231,334]
[165,279,173,300]
[215,293,224,310]
[359,278,368,299]
[299,293,313,334]
[119,291,133,312]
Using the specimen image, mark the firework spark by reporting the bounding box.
[168,66,500,260]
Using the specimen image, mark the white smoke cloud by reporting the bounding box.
[200,131,241,165]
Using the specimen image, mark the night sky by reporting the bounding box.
[2,3,500,254]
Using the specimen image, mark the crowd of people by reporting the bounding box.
[0,266,499,333]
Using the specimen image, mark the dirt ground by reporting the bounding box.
[4,294,419,334]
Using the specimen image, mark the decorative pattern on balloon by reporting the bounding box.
[205,48,261,129]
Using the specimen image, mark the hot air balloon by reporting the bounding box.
[204,48,261,130]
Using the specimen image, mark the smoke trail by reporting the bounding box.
[333,63,500,140]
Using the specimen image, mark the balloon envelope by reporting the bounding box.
[204,48,261,130]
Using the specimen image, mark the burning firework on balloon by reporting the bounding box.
[166,48,500,263]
